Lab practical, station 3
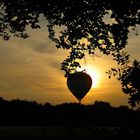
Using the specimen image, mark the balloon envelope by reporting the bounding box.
[67,72,92,102]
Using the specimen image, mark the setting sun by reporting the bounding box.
[86,68,101,88]
[77,65,101,88]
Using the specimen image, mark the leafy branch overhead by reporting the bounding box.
[0,0,140,107]
[120,60,140,107]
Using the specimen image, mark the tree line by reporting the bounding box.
[0,97,139,127]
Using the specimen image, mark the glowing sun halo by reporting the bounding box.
[87,69,100,88]
[77,66,101,88]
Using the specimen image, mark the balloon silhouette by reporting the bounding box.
[67,71,92,103]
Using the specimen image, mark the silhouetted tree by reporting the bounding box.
[107,60,140,107]
[0,0,140,106]
[120,60,140,107]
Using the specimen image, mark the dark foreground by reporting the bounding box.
[0,97,140,139]
[0,126,139,140]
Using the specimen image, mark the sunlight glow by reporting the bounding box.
[77,65,101,88]
[86,68,101,88]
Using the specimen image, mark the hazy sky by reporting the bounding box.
[0,18,139,106]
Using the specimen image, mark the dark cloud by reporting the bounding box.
[31,41,61,55]
[33,45,49,53]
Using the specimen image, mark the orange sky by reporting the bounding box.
[0,19,139,107]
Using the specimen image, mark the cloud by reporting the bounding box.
[0,27,69,104]
[0,17,69,103]
[126,37,140,60]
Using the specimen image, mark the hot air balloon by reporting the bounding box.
[67,71,92,103]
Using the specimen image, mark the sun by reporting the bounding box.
[77,66,101,88]
[86,69,100,88]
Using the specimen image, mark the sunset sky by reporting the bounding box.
[0,17,140,107]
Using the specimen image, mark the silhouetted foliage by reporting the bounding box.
[107,60,140,107]
[0,0,140,106]
[0,0,139,73]
[120,60,140,107]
